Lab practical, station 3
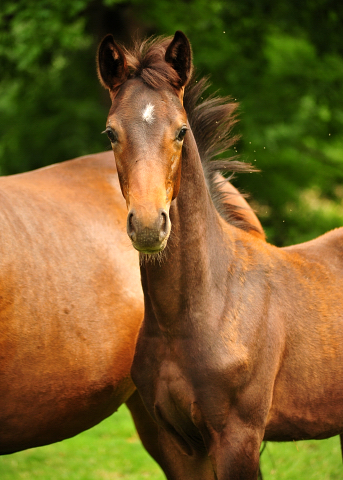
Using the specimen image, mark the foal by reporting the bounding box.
[98,31,343,479]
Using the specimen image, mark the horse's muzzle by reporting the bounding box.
[127,208,170,253]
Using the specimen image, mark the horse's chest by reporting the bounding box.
[154,358,196,420]
[133,334,199,428]
[132,330,250,447]
[151,358,211,452]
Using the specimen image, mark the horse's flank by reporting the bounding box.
[0,151,144,452]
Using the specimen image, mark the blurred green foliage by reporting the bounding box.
[0,0,342,245]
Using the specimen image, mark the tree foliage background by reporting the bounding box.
[1,0,342,245]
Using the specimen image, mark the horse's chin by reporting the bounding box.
[132,238,168,255]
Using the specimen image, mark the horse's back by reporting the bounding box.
[263,227,343,441]
[283,227,343,272]
[0,152,143,453]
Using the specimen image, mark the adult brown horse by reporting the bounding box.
[97,31,343,479]
[0,151,262,459]
[0,151,158,457]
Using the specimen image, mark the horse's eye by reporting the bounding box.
[176,127,188,142]
[102,127,118,144]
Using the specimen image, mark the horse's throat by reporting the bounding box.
[142,206,230,335]
[141,136,232,334]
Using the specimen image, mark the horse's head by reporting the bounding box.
[97,31,192,254]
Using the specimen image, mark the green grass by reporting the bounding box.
[0,406,164,480]
[261,437,341,479]
[0,405,341,479]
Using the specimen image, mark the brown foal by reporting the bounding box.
[98,31,343,479]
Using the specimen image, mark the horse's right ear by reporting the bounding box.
[97,34,129,92]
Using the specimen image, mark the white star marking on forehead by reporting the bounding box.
[142,103,155,124]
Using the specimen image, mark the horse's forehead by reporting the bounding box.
[113,80,183,124]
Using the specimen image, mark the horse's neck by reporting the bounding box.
[141,129,233,334]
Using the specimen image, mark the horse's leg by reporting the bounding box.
[125,390,165,469]
[126,401,215,480]
[340,434,343,462]
[157,427,216,480]
[207,415,262,480]
[257,441,267,480]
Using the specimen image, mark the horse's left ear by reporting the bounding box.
[165,31,193,89]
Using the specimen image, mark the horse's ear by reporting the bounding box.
[97,34,129,92]
[165,31,193,89]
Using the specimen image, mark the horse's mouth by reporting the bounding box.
[131,237,168,255]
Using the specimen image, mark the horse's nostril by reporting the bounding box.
[159,210,169,241]
[127,211,137,242]
[161,211,167,229]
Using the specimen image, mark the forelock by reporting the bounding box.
[122,37,188,90]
